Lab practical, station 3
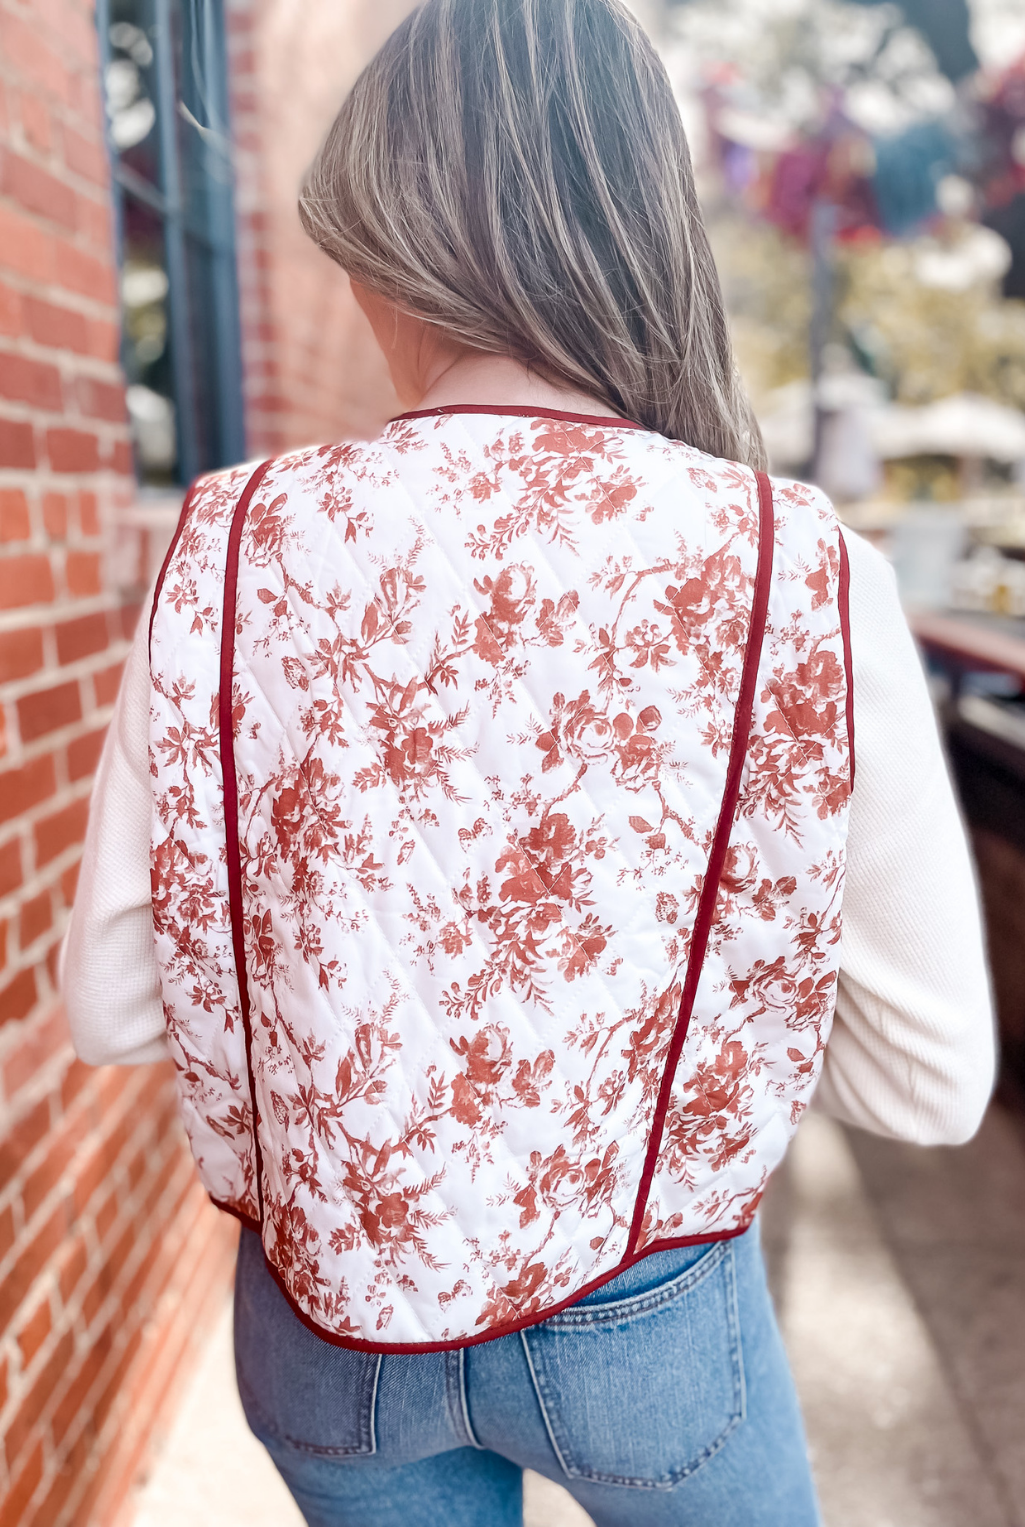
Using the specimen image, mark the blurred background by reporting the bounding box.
[0,0,1024,1523]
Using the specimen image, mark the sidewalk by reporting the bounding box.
[127,1109,1025,1527]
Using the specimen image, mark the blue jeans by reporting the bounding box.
[234,1222,819,1526]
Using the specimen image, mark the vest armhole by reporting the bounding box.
[219,458,275,1228]
[626,468,776,1255]
[838,527,856,792]
[147,476,203,667]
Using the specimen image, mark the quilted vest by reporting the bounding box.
[149,406,853,1351]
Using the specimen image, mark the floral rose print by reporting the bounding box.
[150,413,852,1346]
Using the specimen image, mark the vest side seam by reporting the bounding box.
[625,468,776,1255]
[147,476,202,666]
[219,457,275,1226]
[838,527,856,791]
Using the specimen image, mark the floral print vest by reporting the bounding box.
[149,406,853,1350]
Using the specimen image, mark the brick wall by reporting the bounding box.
[0,3,235,1523]
[227,0,413,457]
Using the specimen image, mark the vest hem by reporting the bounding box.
[210,1190,753,1353]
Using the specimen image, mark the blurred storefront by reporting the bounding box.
[660,0,1025,1102]
[0,2,407,1522]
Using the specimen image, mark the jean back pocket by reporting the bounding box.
[234,1228,381,1457]
[521,1241,745,1489]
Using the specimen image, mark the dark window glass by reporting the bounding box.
[99,0,246,485]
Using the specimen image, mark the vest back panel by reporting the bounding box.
[149,411,852,1349]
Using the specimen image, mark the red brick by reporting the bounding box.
[17,1297,52,1367]
[23,295,88,354]
[0,1095,50,1192]
[0,13,72,101]
[92,658,123,704]
[59,856,80,906]
[0,1203,15,1264]
[20,93,52,154]
[3,1327,75,1472]
[0,754,56,824]
[24,1112,86,1221]
[92,1327,142,1436]
[76,375,125,423]
[85,315,119,363]
[56,611,108,665]
[0,966,37,1024]
[35,1441,88,1527]
[32,1455,80,1527]
[0,552,53,608]
[0,627,44,684]
[54,240,115,305]
[77,490,99,536]
[56,1,104,69]
[0,280,22,336]
[65,550,101,596]
[56,1234,88,1307]
[42,490,67,539]
[57,1061,90,1123]
[62,125,108,187]
[74,1147,128,1226]
[0,835,22,897]
[76,192,112,256]
[109,437,133,476]
[50,1338,107,1447]
[1,1205,66,1329]
[0,1004,67,1097]
[0,351,62,410]
[0,202,56,283]
[33,796,88,867]
[67,725,105,781]
[122,1229,166,1316]
[17,680,81,742]
[46,426,99,473]
[2,151,77,229]
[0,1439,44,1527]
[102,1218,140,1304]
[119,601,142,640]
[0,1350,7,1415]
[44,936,60,988]
[19,889,52,949]
[0,416,36,467]
[0,916,6,965]
[0,487,30,541]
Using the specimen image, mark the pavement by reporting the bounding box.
[128,1106,1025,1527]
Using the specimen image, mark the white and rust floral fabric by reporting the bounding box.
[148,409,853,1349]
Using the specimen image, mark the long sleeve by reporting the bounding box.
[62,529,997,1147]
[816,527,995,1144]
[60,599,169,1065]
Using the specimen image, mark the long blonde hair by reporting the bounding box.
[299,0,766,467]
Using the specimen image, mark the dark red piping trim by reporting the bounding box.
[838,529,856,791]
[389,403,647,430]
[219,458,274,1226]
[626,469,775,1256]
[147,478,202,665]
[212,1186,752,1353]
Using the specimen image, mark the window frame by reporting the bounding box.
[96,0,247,486]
